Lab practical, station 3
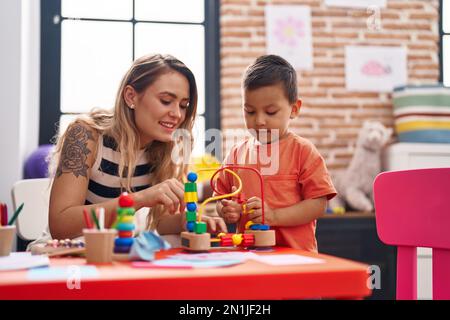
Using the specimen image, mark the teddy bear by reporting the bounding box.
[329,121,393,212]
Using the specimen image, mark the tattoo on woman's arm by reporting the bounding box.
[56,124,94,178]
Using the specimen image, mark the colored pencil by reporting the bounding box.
[110,207,122,230]
[1,203,8,227]
[83,208,93,229]
[98,207,105,230]
[8,203,24,226]
[90,208,100,229]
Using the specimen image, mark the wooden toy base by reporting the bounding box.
[244,230,276,247]
[113,253,131,261]
[181,231,211,251]
[31,245,85,257]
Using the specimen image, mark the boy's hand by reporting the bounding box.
[220,197,242,224]
[246,196,276,226]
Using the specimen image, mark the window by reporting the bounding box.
[40,0,220,158]
[442,0,450,85]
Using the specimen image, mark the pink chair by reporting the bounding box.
[373,168,450,300]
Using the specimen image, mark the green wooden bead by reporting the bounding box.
[117,207,135,216]
[194,221,207,234]
[184,182,197,192]
[186,210,197,222]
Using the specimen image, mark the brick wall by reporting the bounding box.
[219,0,440,172]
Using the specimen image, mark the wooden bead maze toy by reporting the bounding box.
[181,166,275,251]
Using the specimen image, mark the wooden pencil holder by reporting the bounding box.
[83,229,117,264]
[0,225,15,256]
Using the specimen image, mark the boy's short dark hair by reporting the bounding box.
[242,54,298,104]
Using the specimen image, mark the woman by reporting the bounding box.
[46,54,225,241]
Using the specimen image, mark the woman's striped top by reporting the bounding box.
[85,134,153,204]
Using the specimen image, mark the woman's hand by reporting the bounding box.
[202,215,228,234]
[245,196,277,226]
[181,211,228,234]
[135,178,184,214]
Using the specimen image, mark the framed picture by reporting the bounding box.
[265,5,313,70]
[345,45,407,92]
[325,0,386,8]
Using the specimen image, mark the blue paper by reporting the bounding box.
[27,265,99,281]
[128,231,171,261]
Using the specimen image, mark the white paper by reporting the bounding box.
[346,45,407,92]
[252,254,325,266]
[0,252,49,271]
[170,251,259,261]
[148,259,244,268]
[325,0,386,8]
[265,5,313,70]
[171,252,325,266]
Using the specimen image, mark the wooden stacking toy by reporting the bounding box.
[181,172,211,251]
[114,192,135,254]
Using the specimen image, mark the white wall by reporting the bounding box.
[0,0,40,222]
[21,0,41,174]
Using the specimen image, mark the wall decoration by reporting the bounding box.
[265,5,313,70]
[345,45,407,92]
[325,0,386,8]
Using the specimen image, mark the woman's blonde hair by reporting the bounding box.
[50,54,198,229]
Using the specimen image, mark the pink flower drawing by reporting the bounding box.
[361,60,392,76]
[274,16,305,47]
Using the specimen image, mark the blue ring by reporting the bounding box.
[114,245,131,253]
[115,237,134,247]
[116,223,135,231]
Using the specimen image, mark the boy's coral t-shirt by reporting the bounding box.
[215,131,337,252]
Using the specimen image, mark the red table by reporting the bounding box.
[0,247,371,299]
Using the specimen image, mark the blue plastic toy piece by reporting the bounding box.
[250,224,262,230]
[249,224,270,231]
[186,221,195,232]
[187,172,198,182]
[186,202,197,211]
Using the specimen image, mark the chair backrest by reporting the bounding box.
[11,178,51,241]
[373,168,450,300]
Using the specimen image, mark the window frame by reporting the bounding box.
[39,0,221,152]
[440,0,445,84]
